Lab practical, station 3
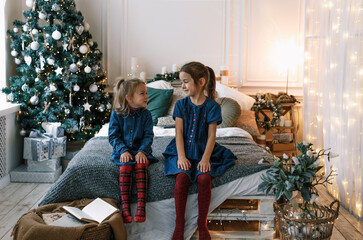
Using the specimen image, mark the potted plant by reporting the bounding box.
[258,142,340,239]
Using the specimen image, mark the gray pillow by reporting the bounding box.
[217,97,242,128]
[157,116,176,128]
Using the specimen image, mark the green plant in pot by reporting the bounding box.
[258,142,340,239]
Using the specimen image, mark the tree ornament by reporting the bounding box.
[39,11,47,20]
[84,22,90,31]
[88,40,93,46]
[43,101,50,113]
[25,0,33,8]
[106,102,112,109]
[79,45,88,54]
[69,63,78,73]
[35,67,40,73]
[55,67,63,75]
[13,27,18,33]
[73,84,80,92]
[31,28,38,35]
[30,41,40,50]
[23,24,29,32]
[49,84,57,92]
[93,65,99,71]
[89,84,98,93]
[52,4,60,11]
[65,108,70,115]
[24,56,32,66]
[83,101,91,111]
[21,84,29,92]
[20,129,27,136]
[52,30,61,40]
[11,50,18,56]
[30,95,39,105]
[35,77,39,82]
[98,104,105,112]
[84,65,91,73]
[62,42,68,51]
[77,61,83,66]
[14,58,21,64]
[47,57,55,65]
[75,25,84,35]
[7,93,14,101]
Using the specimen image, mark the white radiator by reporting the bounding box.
[0,116,5,178]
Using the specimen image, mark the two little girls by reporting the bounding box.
[109,62,236,239]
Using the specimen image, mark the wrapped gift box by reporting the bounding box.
[272,133,293,143]
[44,122,64,137]
[23,136,66,161]
[27,158,61,172]
[10,165,62,183]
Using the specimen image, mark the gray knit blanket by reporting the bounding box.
[39,136,271,206]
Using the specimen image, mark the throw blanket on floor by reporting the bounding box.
[39,136,271,206]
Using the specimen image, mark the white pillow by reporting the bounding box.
[216,82,255,110]
[146,80,173,89]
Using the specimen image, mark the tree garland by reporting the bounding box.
[253,93,283,133]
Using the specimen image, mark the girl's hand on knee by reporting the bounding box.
[120,151,132,163]
[136,151,149,164]
[197,159,211,173]
[177,157,191,171]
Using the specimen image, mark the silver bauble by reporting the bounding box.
[11,50,18,56]
[84,65,91,73]
[23,25,29,32]
[21,84,29,92]
[79,45,88,54]
[88,40,93,46]
[25,0,33,8]
[49,84,57,92]
[13,27,18,33]
[7,93,14,101]
[31,29,38,35]
[35,77,39,82]
[52,30,61,40]
[20,129,27,136]
[73,84,80,92]
[106,102,112,109]
[52,4,60,11]
[47,57,55,65]
[65,108,70,114]
[30,41,40,50]
[77,61,83,66]
[14,58,21,64]
[89,84,98,93]
[30,95,39,105]
[99,104,105,112]
[69,63,78,73]
[84,22,90,31]
[39,11,47,20]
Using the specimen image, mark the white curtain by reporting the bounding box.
[304,0,363,218]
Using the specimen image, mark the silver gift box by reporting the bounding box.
[52,136,67,158]
[10,164,62,183]
[27,158,61,172]
[23,136,67,161]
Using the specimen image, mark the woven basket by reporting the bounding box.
[274,200,340,240]
[80,223,112,240]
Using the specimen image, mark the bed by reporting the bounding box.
[39,125,272,240]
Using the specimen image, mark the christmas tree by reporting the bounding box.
[2,0,111,141]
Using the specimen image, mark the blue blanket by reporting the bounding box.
[39,136,271,205]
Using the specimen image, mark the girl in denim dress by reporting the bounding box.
[163,62,237,240]
[109,79,157,223]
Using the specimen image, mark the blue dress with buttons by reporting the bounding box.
[163,97,237,182]
[109,109,158,166]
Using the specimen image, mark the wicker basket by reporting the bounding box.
[80,223,112,240]
[274,200,340,240]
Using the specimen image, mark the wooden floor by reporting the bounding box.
[0,183,362,239]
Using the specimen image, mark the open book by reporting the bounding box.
[62,198,119,224]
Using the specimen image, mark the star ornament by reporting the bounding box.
[55,67,63,75]
[83,101,92,111]
[63,42,68,51]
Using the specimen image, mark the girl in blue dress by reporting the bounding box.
[109,79,157,224]
[163,62,237,240]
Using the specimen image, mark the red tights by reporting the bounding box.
[172,173,211,240]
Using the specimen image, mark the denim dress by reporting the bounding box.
[109,109,158,166]
[163,97,236,182]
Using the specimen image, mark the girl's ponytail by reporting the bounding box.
[112,79,126,112]
[206,66,216,101]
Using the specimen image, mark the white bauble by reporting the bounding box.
[35,77,39,82]
[47,57,55,65]
[39,11,47,20]
[30,95,39,105]
[84,65,91,73]
[46,33,50,37]
[106,102,112,109]
[49,84,57,92]
[26,0,33,8]
[21,84,29,92]
[11,50,18,57]
[35,67,40,73]
[7,93,14,101]
[69,63,78,73]
[31,29,38,35]
[13,27,18,33]
[84,22,90,31]
[24,56,32,66]
[23,25,29,32]
[89,84,98,93]
[99,104,105,112]
[77,61,83,66]
[73,84,80,92]
[30,41,40,50]
[52,30,61,40]
[79,45,88,54]
[15,58,21,64]
[20,129,27,136]
[64,108,70,115]
[52,4,60,11]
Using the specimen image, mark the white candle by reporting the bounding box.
[284,119,292,127]
[220,66,229,85]
[140,72,146,82]
[131,57,138,71]
[172,64,179,73]
[279,116,285,127]
[161,66,167,74]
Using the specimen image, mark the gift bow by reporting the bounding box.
[29,129,53,138]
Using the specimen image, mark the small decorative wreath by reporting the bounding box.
[252,93,282,133]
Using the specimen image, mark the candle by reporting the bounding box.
[161,66,167,74]
[131,57,138,71]
[284,119,292,127]
[172,64,179,73]
[279,116,285,127]
[220,66,229,85]
[140,72,146,82]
